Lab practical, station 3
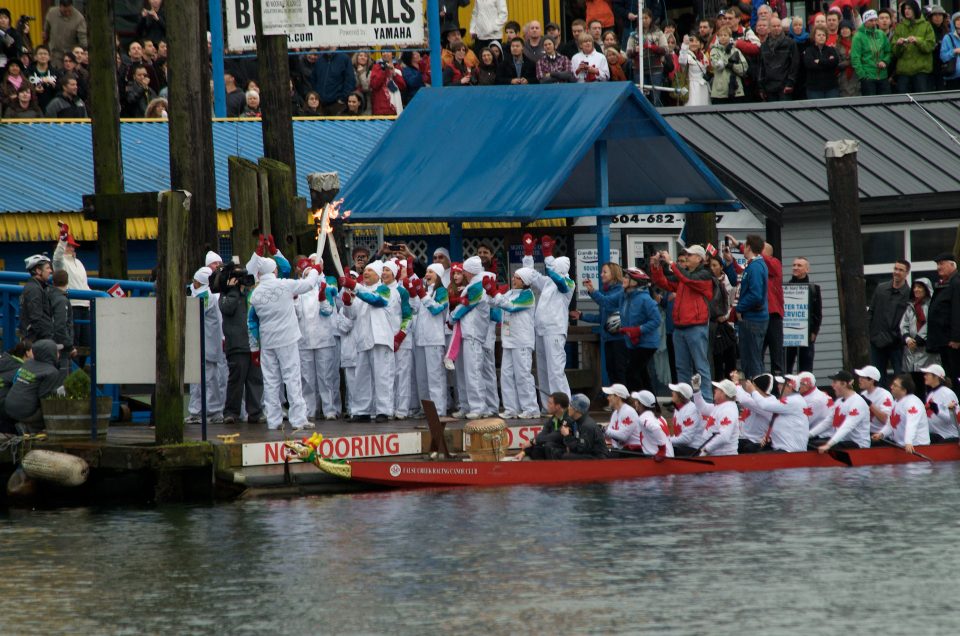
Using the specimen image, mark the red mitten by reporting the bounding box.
[318,281,327,300]
[296,258,313,274]
[406,256,414,274]
[654,445,666,463]
[266,234,278,256]
[497,284,509,295]
[58,221,69,242]
[339,276,357,290]
[481,276,497,297]
[250,350,261,366]
[393,331,406,352]
[341,291,353,306]
[621,326,641,345]
[313,262,324,275]
[255,234,266,257]
[522,233,535,256]
[540,235,555,257]
[417,283,427,299]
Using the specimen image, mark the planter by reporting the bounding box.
[41,397,113,438]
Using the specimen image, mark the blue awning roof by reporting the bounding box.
[341,83,740,222]
[0,118,392,213]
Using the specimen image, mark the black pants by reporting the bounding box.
[526,442,565,460]
[625,347,657,393]
[763,313,784,374]
[666,334,677,384]
[941,347,960,388]
[604,339,629,385]
[673,444,698,457]
[785,344,815,373]
[738,439,764,454]
[224,352,263,420]
[930,433,959,444]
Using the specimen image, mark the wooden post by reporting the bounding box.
[825,140,869,370]
[156,191,190,444]
[86,0,127,279]
[228,156,266,261]
[253,0,297,176]
[166,0,219,271]
[259,158,302,256]
[308,172,341,269]
[684,212,718,250]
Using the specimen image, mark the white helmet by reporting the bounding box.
[24,254,51,272]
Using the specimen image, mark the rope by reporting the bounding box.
[905,93,960,149]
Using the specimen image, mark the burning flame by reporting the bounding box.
[312,198,352,236]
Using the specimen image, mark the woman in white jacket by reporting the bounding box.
[295,262,341,421]
[488,268,539,419]
[678,35,711,106]
[412,264,450,416]
[470,0,508,50]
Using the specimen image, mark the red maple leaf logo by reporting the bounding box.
[883,398,892,408]
[660,422,670,435]
[682,417,694,427]
[832,408,845,428]
[803,407,814,417]
[705,416,716,429]
[740,408,751,422]
[908,406,919,415]
[720,417,732,426]
[780,397,788,404]
[622,416,633,426]
[826,398,835,408]
[849,408,860,416]
[926,407,934,418]
[890,412,901,428]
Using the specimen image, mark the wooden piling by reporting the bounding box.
[683,212,717,250]
[166,0,218,271]
[825,140,869,370]
[228,156,266,261]
[259,158,302,256]
[86,0,127,279]
[253,0,297,177]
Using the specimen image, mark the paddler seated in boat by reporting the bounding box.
[690,375,740,456]
[560,393,610,459]
[630,390,674,460]
[601,383,643,453]
[743,374,809,452]
[919,364,960,444]
[815,370,872,453]
[668,382,704,457]
[513,392,572,460]
[872,374,930,454]
[733,372,777,454]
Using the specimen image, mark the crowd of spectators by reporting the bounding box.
[4,1,960,122]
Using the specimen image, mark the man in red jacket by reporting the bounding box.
[650,245,714,401]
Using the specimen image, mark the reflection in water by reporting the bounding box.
[1,463,958,635]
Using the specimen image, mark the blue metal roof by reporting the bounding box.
[341,83,740,222]
[0,118,393,213]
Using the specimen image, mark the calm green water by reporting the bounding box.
[1,463,958,635]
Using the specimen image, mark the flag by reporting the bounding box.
[706,243,717,257]
[107,283,125,298]
[677,222,687,248]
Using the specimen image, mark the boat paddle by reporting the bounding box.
[611,448,714,465]
[807,441,853,466]
[877,438,934,463]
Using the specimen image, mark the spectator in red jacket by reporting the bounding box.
[650,245,714,401]
[726,234,784,374]
[369,51,406,115]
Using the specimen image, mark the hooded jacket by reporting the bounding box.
[4,340,66,422]
[295,277,339,350]
[851,23,893,80]
[926,269,960,352]
[650,260,714,327]
[892,1,936,75]
[469,0,508,41]
[0,352,24,405]
[521,255,576,336]
[759,33,800,92]
[710,41,749,99]
[48,286,74,352]
[219,285,252,356]
[939,13,960,81]
[618,286,661,350]
[803,43,840,91]
[585,282,624,344]
[489,287,535,349]
[19,276,54,342]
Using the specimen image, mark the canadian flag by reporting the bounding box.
[107,283,125,298]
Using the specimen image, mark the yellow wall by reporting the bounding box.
[459,0,562,42]
[5,1,43,24]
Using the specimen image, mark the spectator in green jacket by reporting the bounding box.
[851,10,893,95]
[892,0,936,92]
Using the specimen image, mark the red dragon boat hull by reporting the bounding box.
[313,445,960,489]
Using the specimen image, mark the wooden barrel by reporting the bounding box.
[463,418,508,462]
[41,397,112,438]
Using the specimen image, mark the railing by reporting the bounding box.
[0,271,156,297]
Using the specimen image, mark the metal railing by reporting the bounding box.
[0,271,156,297]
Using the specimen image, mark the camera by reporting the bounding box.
[209,262,254,294]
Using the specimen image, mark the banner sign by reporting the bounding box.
[783,283,810,348]
[575,248,621,300]
[226,0,425,52]
[463,425,544,451]
[242,431,422,466]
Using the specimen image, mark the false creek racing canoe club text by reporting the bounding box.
[389,465,479,478]
[233,0,420,42]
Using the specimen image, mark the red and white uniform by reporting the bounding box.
[924,384,960,440]
[736,384,773,443]
[878,394,930,446]
[693,393,739,455]
[823,394,871,449]
[638,412,675,457]
[752,392,809,452]
[605,403,642,450]
[801,387,834,437]
[861,386,894,434]
[669,400,704,449]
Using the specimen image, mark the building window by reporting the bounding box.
[862,221,955,301]
[862,230,904,266]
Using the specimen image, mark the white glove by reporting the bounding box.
[691,374,701,392]
[55,386,67,398]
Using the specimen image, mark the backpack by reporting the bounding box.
[708,277,728,321]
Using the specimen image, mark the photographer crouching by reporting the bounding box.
[213,262,264,425]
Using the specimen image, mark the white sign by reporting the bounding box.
[241,431,422,466]
[463,424,544,451]
[225,0,425,52]
[575,248,621,300]
[573,210,764,229]
[94,297,201,384]
[783,283,810,348]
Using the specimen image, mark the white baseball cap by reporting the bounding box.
[854,366,881,382]
[632,390,657,408]
[798,371,816,385]
[920,364,946,379]
[668,382,694,400]
[602,384,630,399]
[712,379,738,398]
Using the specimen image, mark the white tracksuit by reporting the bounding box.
[693,393,740,455]
[879,394,931,446]
[735,385,774,444]
[801,388,834,438]
[337,310,358,416]
[751,392,809,452]
[669,400,704,449]
[413,284,449,415]
[813,393,871,449]
[480,273,500,415]
[295,280,341,419]
[248,268,319,429]
[925,384,959,440]
[389,281,415,417]
[450,277,489,416]
[188,285,227,418]
[522,255,575,406]
[861,386,894,434]
[346,282,396,417]
[489,288,538,417]
[639,411,674,457]
[605,403,642,449]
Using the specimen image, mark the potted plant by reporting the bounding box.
[41,369,112,438]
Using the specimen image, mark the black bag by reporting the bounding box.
[714,322,738,355]
[943,35,959,76]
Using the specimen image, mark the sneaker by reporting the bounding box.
[247,414,266,424]
[324,414,338,421]
[209,414,224,425]
[408,410,425,419]
[465,412,483,419]
[499,411,518,419]
[519,411,541,420]
[451,410,465,418]
[267,424,284,431]
[294,421,315,430]
[223,415,237,425]
[184,415,201,425]
[350,414,371,423]
[374,414,389,423]
[394,413,407,420]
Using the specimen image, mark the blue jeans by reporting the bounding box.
[673,324,712,402]
[896,73,932,94]
[738,319,768,378]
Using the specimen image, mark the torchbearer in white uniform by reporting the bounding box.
[381,259,412,419]
[873,374,930,453]
[294,258,341,421]
[341,261,397,422]
[488,268,539,419]
[187,266,227,424]
[337,270,360,418]
[412,264,449,416]
[480,271,502,417]
[450,256,490,419]
[248,256,320,430]
[521,234,575,409]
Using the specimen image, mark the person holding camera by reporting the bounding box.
[900,277,937,390]
[186,267,227,425]
[369,50,406,116]
[219,264,263,425]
